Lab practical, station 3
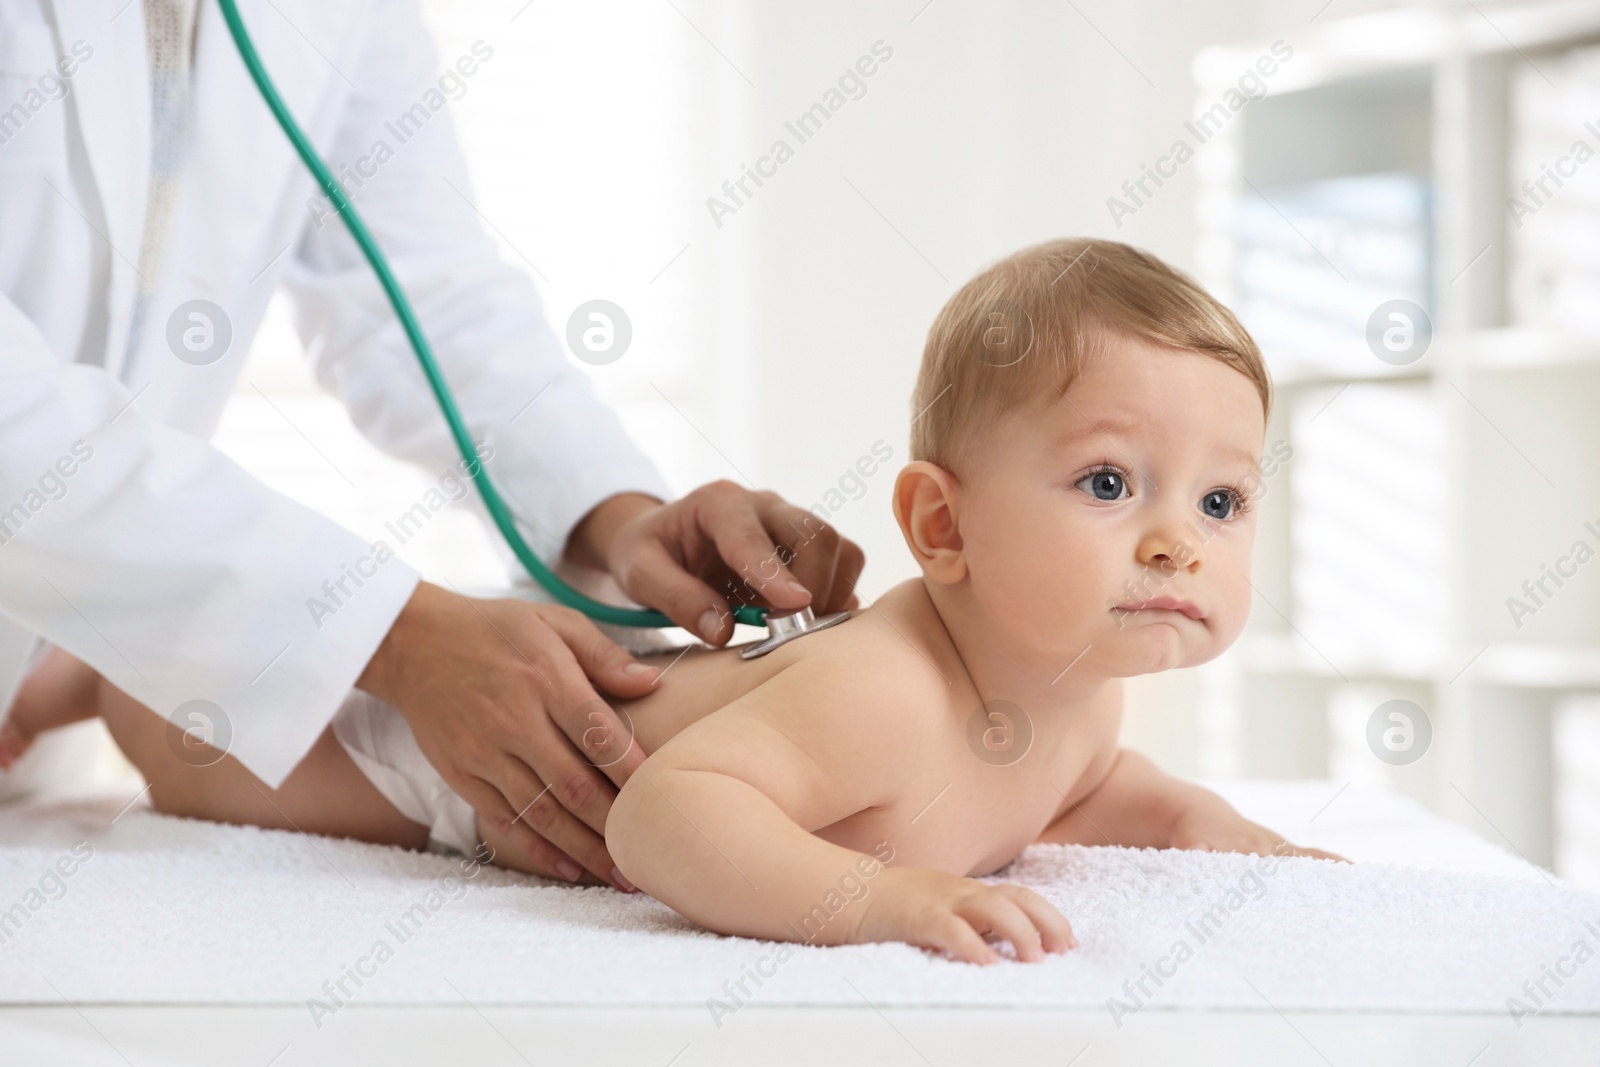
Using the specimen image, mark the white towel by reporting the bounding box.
[0,781,1594,1023]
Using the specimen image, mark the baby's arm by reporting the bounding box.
[607,661,1075,963]
[1041,748,1341,860]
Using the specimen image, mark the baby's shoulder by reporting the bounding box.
[766,613,954,732]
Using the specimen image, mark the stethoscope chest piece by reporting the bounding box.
[738,606,851,660]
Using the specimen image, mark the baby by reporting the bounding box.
[1,237,1335,964]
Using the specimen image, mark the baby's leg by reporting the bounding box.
[95,678,430,850]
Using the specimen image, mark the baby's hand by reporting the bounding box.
[853,867,1078,964]
[1170,800,1347,863]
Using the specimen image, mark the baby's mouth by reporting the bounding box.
[1113,596,1205,621]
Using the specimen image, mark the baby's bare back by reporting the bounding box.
[615,580,1122,877]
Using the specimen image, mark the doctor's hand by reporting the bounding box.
[567,485,867,645]
[357,581,660,889]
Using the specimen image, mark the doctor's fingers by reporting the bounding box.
[748,496,843,614]
[475,759,622,890]
[454,772,585,882]
[506,704,622,842]
[531,607,652,788]
[618,535,742,645]
[764,500,865,617]
[696,489,825,611]
[496,756,623,888]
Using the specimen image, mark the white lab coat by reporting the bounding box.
[0,0,670,786]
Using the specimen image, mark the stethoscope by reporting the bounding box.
[215,0,848,659]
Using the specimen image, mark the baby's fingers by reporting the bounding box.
[1293,845,1349,863]
[995,884,1078,953]
[922,912,999,965]
[957,893,1047,963]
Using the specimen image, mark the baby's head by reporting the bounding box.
[893,238,1271,678]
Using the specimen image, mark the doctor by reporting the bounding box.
[0,0,863,886]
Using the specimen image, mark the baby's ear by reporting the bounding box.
[891,461,967,583]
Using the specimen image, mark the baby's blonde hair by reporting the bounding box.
[909,238,1270,474]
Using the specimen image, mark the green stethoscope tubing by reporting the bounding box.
[215,0,766,630]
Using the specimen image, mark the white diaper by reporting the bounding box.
[330,691,479,855]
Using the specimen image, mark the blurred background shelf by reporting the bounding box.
[1473,642,1600,688]
[1234,631,1443,682]
[1238,632,1600,689]
[1454,326,1600,369]
[1194,1,1600,92]
[1172,0,1600,883]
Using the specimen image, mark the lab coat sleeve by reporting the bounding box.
[0,296,421,787]
[282,0,673,572]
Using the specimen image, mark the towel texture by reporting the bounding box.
[0,781,1594,1017]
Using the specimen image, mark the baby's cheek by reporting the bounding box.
[970,538,1062,625]
[1206,551,1256,646]
[972,519,1093,631]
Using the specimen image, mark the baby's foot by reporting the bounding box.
[0,647,103,768]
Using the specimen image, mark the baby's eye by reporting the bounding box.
[1200,488,1240,520]
[1076,469,1127,501]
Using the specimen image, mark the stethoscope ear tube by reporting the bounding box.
[214,0,769,632]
